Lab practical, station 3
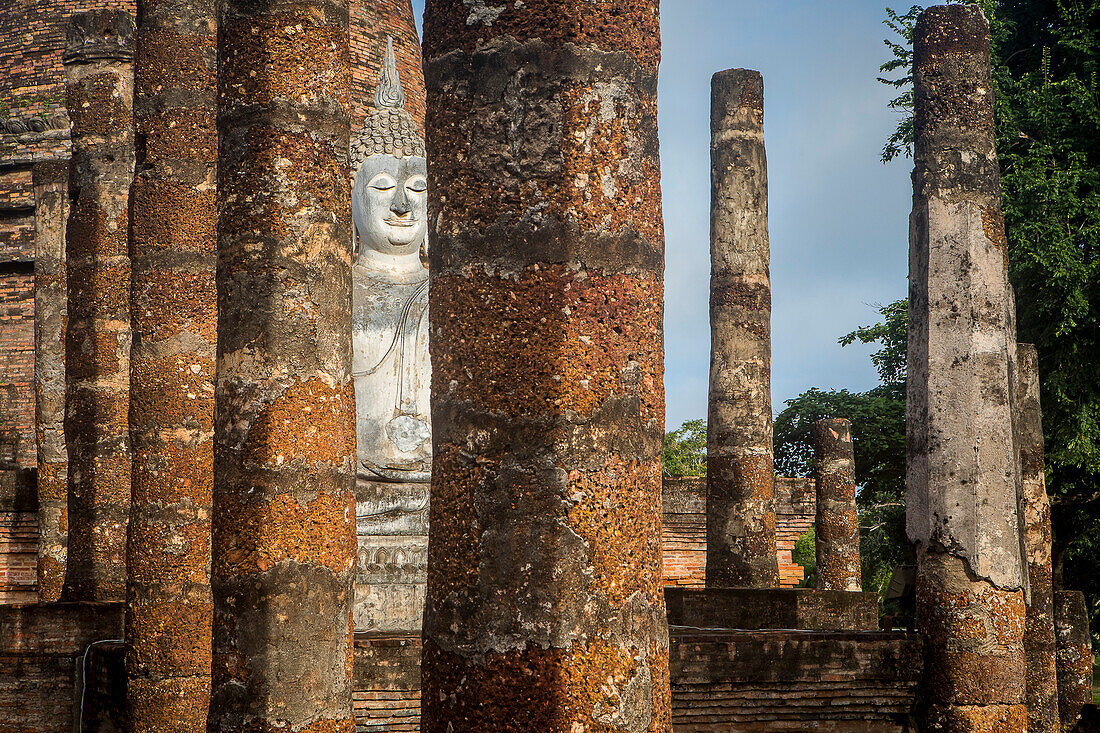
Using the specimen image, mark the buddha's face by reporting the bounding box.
[353,154,427,257]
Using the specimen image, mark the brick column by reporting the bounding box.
[1054,590,1093,731]
[61,10,135,602]
[124,0,216,728]
[33,160,69,602]
[705,69,779,589]
[907,6,1027,731]
[812,418,861,592]
[208,0,355,729]
[421,1,671,729]
[1017,344,1059,733]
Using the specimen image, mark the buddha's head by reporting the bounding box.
[351,36,428,260]
[353,154,427,256]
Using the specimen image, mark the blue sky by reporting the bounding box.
[410,0,916,429]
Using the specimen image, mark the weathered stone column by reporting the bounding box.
[124,0,216,728]
[208,0,355,729]
[1017,344,1059,733]
[1054,590,1093,731]
[812,418,861,592]
[907,6,1027,731]
[705,68,779,589]
[422,1,671,729]
[349,0,423,129]
[33,160,69,602]
[61,10,135,602]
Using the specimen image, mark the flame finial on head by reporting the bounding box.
[375,36,405,111]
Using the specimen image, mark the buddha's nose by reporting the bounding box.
[391,184,411,216]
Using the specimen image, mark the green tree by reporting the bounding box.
[880,0,1100,636]
[663,418,707,477]
[773,301,910,596]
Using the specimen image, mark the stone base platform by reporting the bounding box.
[671,627,923,731]
[665,587,879,631]
[0,601,125,733]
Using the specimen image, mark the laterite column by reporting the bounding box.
[124,0,216,728]
[33,160,69,602]
[62,10,136,602]
[209,0,355,730]
[907,6,1027,731]
[1054,591,1092,731]
[1017,344,1058,733]
[422,1,671,730]
[705,69,779,588]
[812,418,861,592]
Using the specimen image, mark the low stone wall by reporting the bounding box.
[670,628,923,731]
[666,587,879,631]
[0,601,124,732]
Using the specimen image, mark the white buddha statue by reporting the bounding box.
[351,37,430,487]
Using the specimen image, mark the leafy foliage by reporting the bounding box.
[774,301,911,596]
[663,418,707,477]
[792,529,817,589]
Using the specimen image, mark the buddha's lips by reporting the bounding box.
[386,218,417,227]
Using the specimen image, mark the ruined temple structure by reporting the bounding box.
[0,2,1096,733]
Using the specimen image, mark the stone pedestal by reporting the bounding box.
[61,10,135,603]
[705,68,779,589]
[354,478,427,632]
[813,418,861,592]
[907,6,1027,730]
[421,1,671,728]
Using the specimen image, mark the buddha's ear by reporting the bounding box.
[420,235,429,269]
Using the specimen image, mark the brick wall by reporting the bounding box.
[662,476,706,587]
[354,632,422,732]
[661,475,816,589]
[0,601,125,733]
[349,0,424,131]
[776,476,815,586]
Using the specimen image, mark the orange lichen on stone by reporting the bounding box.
[241,377,355,468]
[127,514,212,588]
[135,107,218,166]
[565,456,663,607]
[219,13,350,110]
[126,677,211,731]
[135,27,215,95]
[423,637,668,732]
[66,70,133,134]
[219,127,351,248]
[131,440,214,505]
[558,85,662,245]
[130,352,216,425]
[423,0,661,66]
[212,489,355,575]
[126,598,215,674]
[130,179,216,256]
[431,267,663,420]
[131,270,217,343]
